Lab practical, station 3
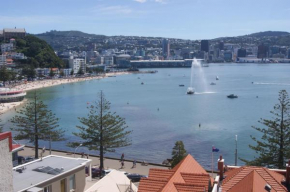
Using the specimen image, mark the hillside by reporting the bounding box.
[35,30,106,52]
[35,30,290,53]
[15,35,64,68]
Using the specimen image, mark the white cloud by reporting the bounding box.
[154,0,168,4]
[134,0,147,3]
[92,6,133,15]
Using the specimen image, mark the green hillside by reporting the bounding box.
[15,35,64,68]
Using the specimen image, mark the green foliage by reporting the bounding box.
[22,65,36,79]
[10,92,65,158]
[70,69,74,76]
[77,67,84,75]
[70,91,132,170]
[49,69,55,77]
[171,141,187,168]
[0,66,11,84]
[240,90,290,169]
[59,70,64,77]
[15,35,64,68]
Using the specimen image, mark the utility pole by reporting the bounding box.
[235,135,238,166]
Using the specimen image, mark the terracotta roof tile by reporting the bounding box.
[138,178,167,192]
[139,154,212,192]
[149,169,175,180]
[174,183,207,192]
[221,166,287,192]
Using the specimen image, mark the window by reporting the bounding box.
[44,185,51,192]
[69,174,76,190]
[60,179,66,192]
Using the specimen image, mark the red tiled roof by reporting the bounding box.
[221,166,287,192]
[138,154,212,192]
[138,178,167,192]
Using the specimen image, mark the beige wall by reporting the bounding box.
[37,167,86,192]
[0,138,13,192]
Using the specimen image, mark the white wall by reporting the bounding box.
[0,138,13,192]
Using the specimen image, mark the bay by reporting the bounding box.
[3,63,290,170]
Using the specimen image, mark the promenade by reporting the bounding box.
[18,147,169,190]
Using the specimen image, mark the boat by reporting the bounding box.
[216,76,219,80]
[187,87,195,95]
[179,84,185,87]
[202,63,209,67]
[210,82,216,85]
[141,82,144,85]
[227,94,238,99]
[0,88,26,103]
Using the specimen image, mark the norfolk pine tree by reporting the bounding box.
[171,141,187,168]
[241,90,290,169]
[10,91,65,158]
[0,111,3,132]
[70,91,132,171]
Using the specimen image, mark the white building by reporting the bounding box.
[85,170,137,192]
[1,43,14,53]
[69,57,86,74]
[0,55,6,65]
[0,132,14,192]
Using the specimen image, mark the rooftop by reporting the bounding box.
[221,166,288,192]
[138,154,213,192]
[3,28,26,33]
[13,155,91,192]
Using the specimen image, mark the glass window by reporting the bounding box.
[60,179,66,192]
[69,174,76,190]
[44,185,51,192]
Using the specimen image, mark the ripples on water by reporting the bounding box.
[3,64,290,170]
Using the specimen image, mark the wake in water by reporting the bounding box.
[193,91,217,95]
[253,82,290,86]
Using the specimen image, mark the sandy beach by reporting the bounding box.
[0,71,132,114]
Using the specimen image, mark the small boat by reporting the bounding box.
[187,87,195,95]
[227,94,238,98]
[216,76,219,80]
[210,82,216,85]
[141,82,144,85]
[179,84,185,87]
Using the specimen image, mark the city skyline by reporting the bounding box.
[2,0,290,40]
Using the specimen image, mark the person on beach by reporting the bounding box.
[121,160,124,169]
[132,159,136,168]
[121,153,124,161]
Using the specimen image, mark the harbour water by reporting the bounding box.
[3,63,290,170]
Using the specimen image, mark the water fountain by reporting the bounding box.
[187,58,200,94]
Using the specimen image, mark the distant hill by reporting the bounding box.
[15,35,64,68]
[35,30,107,51]
[35,30,290,52]
[246,31,290,37]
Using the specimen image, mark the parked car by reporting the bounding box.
[127,173,147,182]
[17,156,35,165]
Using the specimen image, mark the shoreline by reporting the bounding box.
[0,71,133,114]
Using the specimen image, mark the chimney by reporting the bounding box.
[218,155,224,180]
[286,160,290,186]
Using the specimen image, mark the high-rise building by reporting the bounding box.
[257,44,269,58]
[219,41,224,50]
[201,40,209,52]
[237,48,247,57]
[162,39,170,58]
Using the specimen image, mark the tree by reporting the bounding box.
[70,91,132,171]
[241,90,290,169]
[70,69,74,76]
[77,67,84,75]
[171,141,187,168]
[10,92,65,158]
[59,70,64,77]
[49,69,54,77]
[0,65,11,86]
[22,65,36,79]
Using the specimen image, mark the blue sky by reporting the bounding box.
[2,0,290,40]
